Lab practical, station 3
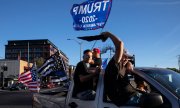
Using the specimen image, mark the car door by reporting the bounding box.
[65,80,98,108]
[99,70,178,108]
[133,69,179,108]
[97,72,140,108]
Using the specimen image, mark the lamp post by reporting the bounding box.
[28,41,30,68]
[1,62,7,89]
[178,55,180,72]
[67,39,83,61]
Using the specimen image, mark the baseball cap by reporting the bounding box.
[93,48,100,54]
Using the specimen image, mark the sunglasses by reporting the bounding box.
[83,54,92,59]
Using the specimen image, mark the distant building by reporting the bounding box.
[5,39,69,68]
[0,59,33,87]
[0,59,32,78]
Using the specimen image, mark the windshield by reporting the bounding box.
[140,68,180,97]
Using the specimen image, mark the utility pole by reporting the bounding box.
[28,42,30,68]
[1,63,7,89]
[178,55,180,72]
[67,39,83,61]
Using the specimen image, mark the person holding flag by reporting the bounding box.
[90,48,102,68]
[90,48,102,90]
[102,31,135,106]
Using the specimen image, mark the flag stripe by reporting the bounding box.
[19,74,32,80]
[42,68,53,76]
[40,64,55,75]
[19,71,31,78]
[37,58,54,73]
[37,51,67,77]
[60,76,68,81]
[21,79,32,84]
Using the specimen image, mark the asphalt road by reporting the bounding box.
[0,90,33,108]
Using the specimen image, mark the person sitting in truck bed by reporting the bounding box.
[73,49,101,100]
[90,48,102,90]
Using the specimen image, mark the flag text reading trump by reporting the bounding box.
[71,0,112,30]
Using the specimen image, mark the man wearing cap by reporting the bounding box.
[90,48,102,90]
[101,32,136,106]
[90,48,102,68]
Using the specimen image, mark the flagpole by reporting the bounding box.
[19,50,21,60]
[28,42,29,68]
[67,39,83,61]
[34,62,40,93]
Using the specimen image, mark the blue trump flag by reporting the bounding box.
[102,58,108,69]
[71,0,112,31]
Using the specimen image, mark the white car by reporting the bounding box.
[33,67,180,108]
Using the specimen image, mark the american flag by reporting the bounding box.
[36,52,67,81]
[19,64,40,92]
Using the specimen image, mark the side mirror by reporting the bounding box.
[139,93,163,108]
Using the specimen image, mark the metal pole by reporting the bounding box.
[80,42,82,61]
[20,50,21,60]
[178,55,180,71]
[18,50,21,60]
[28,42,29,68]
[110,47,111,58]
[1,71,4,89]
[1,63,7,90]
[67,39,82,61]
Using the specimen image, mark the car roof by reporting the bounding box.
[135,67,166,70]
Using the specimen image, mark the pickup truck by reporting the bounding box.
[33,67,180,108]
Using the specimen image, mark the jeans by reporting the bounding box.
[77,90,96,100]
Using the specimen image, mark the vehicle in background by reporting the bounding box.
[40,82,55,89]
[9,82,27,91]
[51,78,61,86]
[40,82,47,89]
[47,82,55,88]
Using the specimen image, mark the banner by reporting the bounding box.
[71,0,112,31]
[102,58,108,69]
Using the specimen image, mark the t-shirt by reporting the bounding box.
[73,61,93,97]
[90,58,102,67]
[104,58,136,106]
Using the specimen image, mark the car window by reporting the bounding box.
[103,73,172,108]
[139,69,180,98]
[133,73,172,108]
